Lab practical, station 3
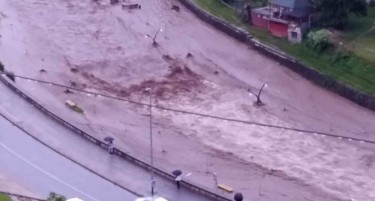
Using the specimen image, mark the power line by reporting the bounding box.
[1,73,374,145]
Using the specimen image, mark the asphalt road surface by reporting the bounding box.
[0,115,138,201]
[0,80,218,201]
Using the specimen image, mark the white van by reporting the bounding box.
[67,198,84,201]
[135,197,168,201]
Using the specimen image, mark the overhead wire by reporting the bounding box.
[1,72,374,145]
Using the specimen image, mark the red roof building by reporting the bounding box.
[250,0,312,42]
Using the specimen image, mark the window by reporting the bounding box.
[291,31,298,39]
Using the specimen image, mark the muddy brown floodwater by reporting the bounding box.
[0,0,374,201]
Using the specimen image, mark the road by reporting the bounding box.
[0,80,218,201]
[0,114,137,201]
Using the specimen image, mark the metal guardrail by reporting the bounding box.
[0,75,232,201]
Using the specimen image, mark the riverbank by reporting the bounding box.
[194,0,375,96]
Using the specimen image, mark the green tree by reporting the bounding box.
[47,192,66,201]
[310,0,368,29]
[349,0,368,16]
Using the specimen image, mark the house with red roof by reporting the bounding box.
[250,0,313,42]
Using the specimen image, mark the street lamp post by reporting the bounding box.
[145,28,163,47]
[147,88,156,196]
[248,83,268,106]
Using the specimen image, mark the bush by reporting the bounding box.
[370,0,375,7]
[0,193,11,201]
[306,29,334,54]
[47,192,66,201]
[332,50,352,64]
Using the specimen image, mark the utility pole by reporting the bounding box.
[145,28,163,47]
[248,83,267,106]
[148,88,155,196]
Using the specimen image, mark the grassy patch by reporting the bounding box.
[0,193,12,201]
[193,0,242,25]
[193,0,375,95]
[344,8,375,39]
[343,7,375,64]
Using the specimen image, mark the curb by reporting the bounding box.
[177,0,375,112]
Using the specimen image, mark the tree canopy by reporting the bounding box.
[310,0,368,29]
[47,192,66,201]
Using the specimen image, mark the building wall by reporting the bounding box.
[251,12,268,29]
[269,21,288,37]
[288,27,302,43]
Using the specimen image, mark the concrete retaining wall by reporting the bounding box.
[249,39,375,111]
[178,0,250,43]
[177,0,375,111]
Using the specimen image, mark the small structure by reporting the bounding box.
[65,100,84,114]
[250,7,271,30]
[250,0,312,42]
[217,183,233,193]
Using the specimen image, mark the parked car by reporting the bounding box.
[135,197,168,201]
[66,198,84,201]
